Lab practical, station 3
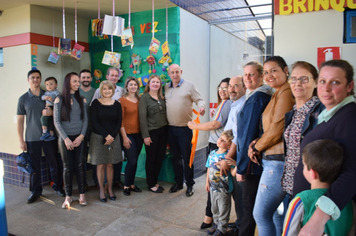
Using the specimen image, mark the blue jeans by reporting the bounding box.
[168,126,194,186]
[123,133,143,187]
[253,159,286,236]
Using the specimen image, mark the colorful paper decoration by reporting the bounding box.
[71,43,85,60]
[149,37,160,55]
[58,38,71,55]
[130,53,142,74]
[94,69,103,83]
[121,28,134,47]
[102,50,121,67]
[47,49,60,64]
[158,41,172,72]
[145,54,156,74]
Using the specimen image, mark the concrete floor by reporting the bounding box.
[4,173,237,236]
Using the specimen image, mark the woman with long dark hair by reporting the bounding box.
[54,72,88,209]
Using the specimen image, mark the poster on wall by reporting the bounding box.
[88,7,180,90]
[317,47,341,68]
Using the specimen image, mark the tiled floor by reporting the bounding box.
[3,172,237,236]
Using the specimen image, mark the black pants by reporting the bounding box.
[238,174,261,236]
[145,126,168,188]
[168,126,195,186]
[123,133,143,186]
[58,135,85,196]
[26,140,63,194]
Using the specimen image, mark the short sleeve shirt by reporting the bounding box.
[208,100,231,144]
[17,89,46,142]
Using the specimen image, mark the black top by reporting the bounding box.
[293,102,356,210]
[91,99,122,138]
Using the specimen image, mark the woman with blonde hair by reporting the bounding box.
[120,77,143,196]
[139,75,168,193]
[89,80,123,202]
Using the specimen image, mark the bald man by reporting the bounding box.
[165,64,206,197]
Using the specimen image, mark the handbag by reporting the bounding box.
[16,152,34,183]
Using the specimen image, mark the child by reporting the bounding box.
[206,130,236,236]
[282,139,354,236]
[40,77,60,141]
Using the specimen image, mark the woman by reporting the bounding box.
[248,56,295,236]
[139,75,168,193]
[187,78,231,229]
[54,72,88,209]
[226,61,273,236]
[293,59,356,236]
[88,80,123,202]
[120,77,143,196]
[281,61,324,197]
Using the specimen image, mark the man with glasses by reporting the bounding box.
[165,64,206,197]
[17,69,64,203]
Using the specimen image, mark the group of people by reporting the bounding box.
[17,63,205,209]
[191,57,356,236]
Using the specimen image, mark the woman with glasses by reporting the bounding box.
[139,75,168,193]
[248,56,295,236]
[281,62,324,199]
[120,77,143,196]
[187,78,231,229]
[88,80,123,203]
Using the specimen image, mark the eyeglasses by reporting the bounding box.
[158,101,163,111]
[218,87,228,91]
[288,76,310,84]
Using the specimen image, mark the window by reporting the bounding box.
[344,9,356,43]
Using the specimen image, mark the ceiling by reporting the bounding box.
[0,0,272,50]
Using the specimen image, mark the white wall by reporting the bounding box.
[180,9,210,149]
[274,9,356,71]
[210,25,263,103]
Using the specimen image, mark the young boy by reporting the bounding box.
[282,139,354,236]
[206,130,236,236]
[40,77,60,141]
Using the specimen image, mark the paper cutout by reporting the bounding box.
[121,28,134,47]
[47,49,60,64]
[102,15,125,36]
[130,53,142,74]
[71,43,85,60]
[149,37,160,55]
[102,50,121,67]
[93,69,103,83]
[92,19,103,37]
[58,38,71,55]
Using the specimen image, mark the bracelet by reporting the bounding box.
[252,143,259,153]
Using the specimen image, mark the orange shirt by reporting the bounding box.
[119,97,140,134]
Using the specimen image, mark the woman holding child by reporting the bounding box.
[248,56,295,236]
[120,77,143,196]
[54,72,88,209]
[293,59,356,236]
[88,80,123,203]
[139,75,168,193]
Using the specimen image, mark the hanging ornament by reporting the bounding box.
[145,54,156,74]
[130,53,142,74]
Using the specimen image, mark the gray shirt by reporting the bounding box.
[53,94,88,139]
[17,89,46,142]
[208,100,232,144]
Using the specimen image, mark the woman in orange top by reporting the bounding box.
[120,77,143,196]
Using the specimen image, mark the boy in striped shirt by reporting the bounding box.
[282,139,353,236]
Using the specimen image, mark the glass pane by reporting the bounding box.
[351,16,356,38]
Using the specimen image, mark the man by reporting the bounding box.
[79,69,97,188]
[91,67,125,188]
[17,69,64,203]
[221,75,246,236]
[165,64,206,197]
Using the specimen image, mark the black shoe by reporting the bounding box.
[109,195,116,201]
[158,185,164,191]
[99,197,107,203]
[26,193,40,204]
[200,222,213,229]
[54,189,65,197]
[169,183,183,193]
[207,224,217,235]
[123,188,131,196]
[186,186,194,197]
[149,187,163,193]
[227,222,236,229]
[130,185,142,192]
